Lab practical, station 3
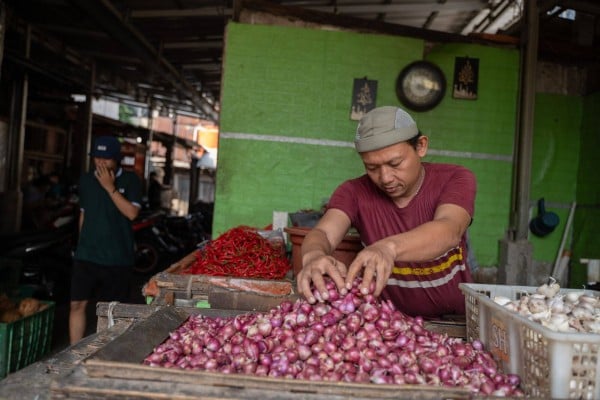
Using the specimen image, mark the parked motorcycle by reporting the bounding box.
[189,200,214,237]
[163,212,211,251]
[133,210,208,275]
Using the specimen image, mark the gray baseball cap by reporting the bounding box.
[354,106,419,152]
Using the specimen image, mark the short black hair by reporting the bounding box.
[407,132,423,150]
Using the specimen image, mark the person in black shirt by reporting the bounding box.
[147,171,163,211]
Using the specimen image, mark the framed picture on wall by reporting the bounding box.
[452,57,479,100]
[350,78,377,121]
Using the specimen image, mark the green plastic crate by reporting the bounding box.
[0,301,55,378]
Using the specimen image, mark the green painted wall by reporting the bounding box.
[528,94,582,264]
[419,43,518,267]
[571,91,600,287]
[214,21,596,271]
[217,23,423,226]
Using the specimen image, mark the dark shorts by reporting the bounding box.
[70,259,132,302]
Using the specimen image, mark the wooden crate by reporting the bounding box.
[423,318,466,339]
[51,364,472,399]
[96,302,158,333]
[94,297,300,334]
[143,250,296,307]
[51,307,471,400]
[51,364,473,399]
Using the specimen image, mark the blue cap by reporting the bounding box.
[90,136,121,160]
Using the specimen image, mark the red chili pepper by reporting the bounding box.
[182,226,290,279]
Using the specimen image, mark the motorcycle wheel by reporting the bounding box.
[134,241,160,274]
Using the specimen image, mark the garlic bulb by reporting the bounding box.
[571,306,593,320]
[528,298,548,314]
[565,291,583,303]
[583,320,600,334]
[530,309,551,322]
[548,296,568,314]
[537,277,561,298]
[579,295,598,306]
[493,296,512,306]
[542,314,571,332]
[493,278,600,334]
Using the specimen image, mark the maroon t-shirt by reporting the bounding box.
[328,162,476,318]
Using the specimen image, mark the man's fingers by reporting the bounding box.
[338,263,348,279]
[345,256,365,290]
[327,260,347,296]
[297,256,354,304]
[310,271,328,302]
[360,262,375,295]
[373,267,387,296]
[296,270,316,303]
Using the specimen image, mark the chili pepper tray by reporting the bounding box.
[51,306,472,400]
[143,250,296,310]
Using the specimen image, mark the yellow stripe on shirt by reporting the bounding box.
[388,264,467,288]
[391,251,463,276]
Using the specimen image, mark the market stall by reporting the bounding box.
[53,306,476,399]
[5,223,600,400]
[2,281,598,399]
[0,302,470,399]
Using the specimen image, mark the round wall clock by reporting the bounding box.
[396,61,446,112]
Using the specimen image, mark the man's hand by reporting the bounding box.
[297,255,347,303]
[94,165,116,193]
[296,209,352,304]
[345,240,395,297]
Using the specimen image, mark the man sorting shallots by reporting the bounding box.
[297,106,477,318]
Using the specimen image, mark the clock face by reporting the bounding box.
[396,61,446,112]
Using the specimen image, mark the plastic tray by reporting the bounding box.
[460,283,600,400]
[0,300,55,378]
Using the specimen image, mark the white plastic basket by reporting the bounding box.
[459,283,600,400]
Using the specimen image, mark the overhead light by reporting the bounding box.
[547,7,576,21]
[71,94,87,102]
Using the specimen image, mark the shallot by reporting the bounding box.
[144,278,523,396]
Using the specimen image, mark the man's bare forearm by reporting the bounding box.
[301,228,334,266]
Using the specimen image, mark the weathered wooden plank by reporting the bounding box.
[423,319,466,339]
[90,307,189,363]
[52,365,472,400]
[0,320,132,400]
[95,302,165,332]
[94,306,249,358]
[207,286,298,311]
[82,358,473,399]
[151,271,294,295]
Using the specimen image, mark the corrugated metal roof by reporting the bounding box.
[3,0,599,120]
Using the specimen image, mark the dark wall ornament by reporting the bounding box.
[395,61,446,112]
[350,78,377,121]
[452,57,479,100]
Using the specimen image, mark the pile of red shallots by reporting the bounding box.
[143,279,523,397]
